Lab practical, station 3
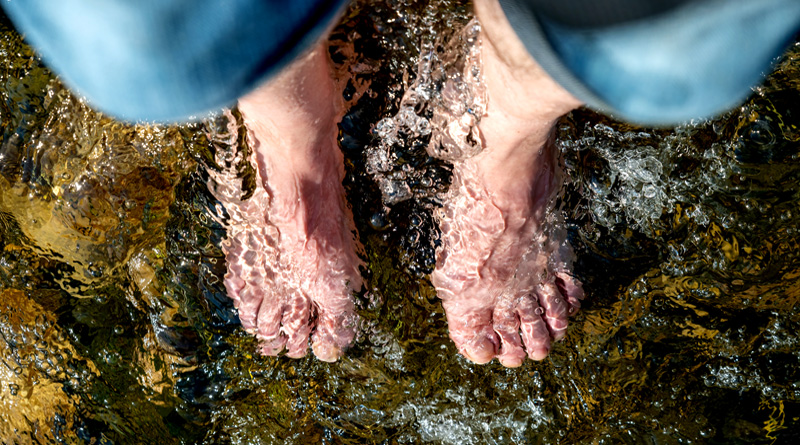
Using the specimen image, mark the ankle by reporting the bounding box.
[475,0,581,126]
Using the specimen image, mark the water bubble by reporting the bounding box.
[416,116,431,136]
[379,177,413,205]
[396,107,417,128]
[370,212,390,230]
[534,307,544,316]
[374,117,396,139]
[700,427,715,438]
[366,147,392,174]
[86,263,104,279]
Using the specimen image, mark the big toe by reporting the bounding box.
[446,308,499,364]
[310,308,357,362]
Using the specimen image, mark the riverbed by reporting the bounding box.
[0,1,799,443]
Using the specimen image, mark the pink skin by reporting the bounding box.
[212,0,584,366]
[212,42,363,362]
[431,0,585,367]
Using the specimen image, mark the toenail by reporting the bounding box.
[462,337,496,364]
[528,347,549,361]
[499,356,524,368]
[312,342,342,363]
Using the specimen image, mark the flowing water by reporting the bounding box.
[1,1,800,443]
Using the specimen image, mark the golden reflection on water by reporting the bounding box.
[0,289,87,442]
[0,82,192,293]
[2,1,800,443]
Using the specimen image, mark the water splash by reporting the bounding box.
[2,1,800,444]
[368,18,486,205]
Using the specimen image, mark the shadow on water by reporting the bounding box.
[1,1,800,443]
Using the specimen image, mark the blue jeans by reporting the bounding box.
[5,0,800,125]
[501,0,800,125]
[2,0,346,122]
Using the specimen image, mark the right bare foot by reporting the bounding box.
[209,43,363,362]
[431,4,584,367]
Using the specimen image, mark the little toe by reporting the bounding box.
[538,282,570,341]
[224,258,262,332]
[461,334,498,364]
[228,278,259,332]
[493,301,526,367]
[258,334,287,356]
[555,271,584,314]
[517,295,551,360]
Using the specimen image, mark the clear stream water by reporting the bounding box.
[1,1,800,443]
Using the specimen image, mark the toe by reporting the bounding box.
[224,253,263,332]
[258,335,287,356]
[517,295,551,360]
[461,334,497,364]
[538,281,570,341]
[311,302,357,363]
[255,284,286,355]
[312,342,343,363]
[492,300,526,367]
[226,274,259,332]
[555,271,584,315]
[282,290,312,358]
[444,303,498,364]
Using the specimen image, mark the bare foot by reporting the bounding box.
[210,43,363,362]
[431,3,584,367]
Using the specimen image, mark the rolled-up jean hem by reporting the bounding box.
[2,0,349,122]
[500,0,800,126]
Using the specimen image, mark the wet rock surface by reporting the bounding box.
[1,1,800,444]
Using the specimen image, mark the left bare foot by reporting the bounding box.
[433,136,583,367]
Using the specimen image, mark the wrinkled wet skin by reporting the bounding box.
[4,1,800,444]
[426,17,583,366]
[208,44,363,362]
[361,16,583,366]
[433,144,583,366]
